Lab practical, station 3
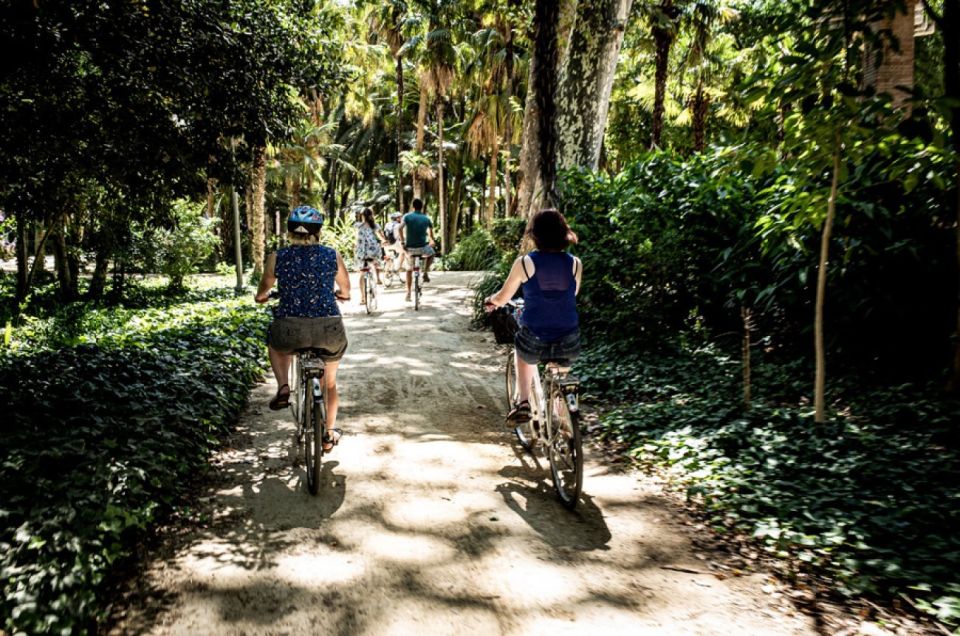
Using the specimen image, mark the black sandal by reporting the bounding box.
[506,400,531,424]
[269,384,290,410]
[322,428,343,452]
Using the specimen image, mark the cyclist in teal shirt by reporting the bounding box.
[398,198,436,302]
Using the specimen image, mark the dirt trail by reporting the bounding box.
[112,272,816,635]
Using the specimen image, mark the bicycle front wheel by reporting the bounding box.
[504,350,517,411]
[304,378,324,495]
[547,387,583,509]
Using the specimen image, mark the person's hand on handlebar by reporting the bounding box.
[335,291,350,303]
[483,296,499,313]
[255,289,280,304]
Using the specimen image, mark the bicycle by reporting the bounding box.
[360,257,378,314]
[267,291,340,496]
[409,251,424,311]
[500,302,583,509]
[289,347,328,495]
[382,244,402,288]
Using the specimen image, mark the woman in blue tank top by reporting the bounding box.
[484,209,582,423]
[255,206,351,451]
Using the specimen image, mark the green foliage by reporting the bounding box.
[0,292,268,634]
[575,342,960,627]
[323,216,357,267]
[446,228,499,271]
[559,141,954,375]
[139,200,220,291]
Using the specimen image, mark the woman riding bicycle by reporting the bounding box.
[484,209,582,424]
[354,207,385,298]
[255,205,350,451]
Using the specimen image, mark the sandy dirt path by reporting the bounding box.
[112,271,816,636]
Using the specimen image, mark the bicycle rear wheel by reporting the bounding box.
[304,376,324,495]
[547,386,583,509]
[364,272,377,313]
[414,271,421,311]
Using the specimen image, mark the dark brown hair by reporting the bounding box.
[362,207,376,228]
[527,208,576,252]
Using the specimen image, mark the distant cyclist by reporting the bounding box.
[382,211,404,271]
[354,207,385,295]
[255,206,350,451]
[484,209,582,424]
[398,197,436,302]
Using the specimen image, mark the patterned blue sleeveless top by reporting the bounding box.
[520,251,579,342]
[275,245,340,319]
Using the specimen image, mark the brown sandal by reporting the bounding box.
[506,400,531,423]
[322,428,343,452]
[269,384,290,410]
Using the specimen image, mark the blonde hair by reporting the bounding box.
[288,231,321,246]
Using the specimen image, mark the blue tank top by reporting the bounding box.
[274,245,341,318]
[520,251,578,342]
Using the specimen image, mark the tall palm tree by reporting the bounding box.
[647,0,683,149]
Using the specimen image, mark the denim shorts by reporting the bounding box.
[515,326,581,366]
[267,317,348,361]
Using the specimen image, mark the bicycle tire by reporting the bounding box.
[547,385,583,509]
[504,350,517,410]
[514,372,539,454]
[304,376,323,495]
[364,272,376,314]
[414,271,421,311]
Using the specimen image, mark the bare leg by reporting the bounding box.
[323,361,341,448]
[516,354,536,405]
[269,346,292,393]
[405,270,413,297]
[375,263,382,284]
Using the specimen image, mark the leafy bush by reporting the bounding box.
[560,142,954,376]
[575,342,960,627]
[446,228,499,271]
[0,294,268,634]
[139,199,220,290]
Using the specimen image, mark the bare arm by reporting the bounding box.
[398,222,406,250]
[254,253,277,303]
[485,256,532,307]
[573,256,582,295]
[335,252,350,300]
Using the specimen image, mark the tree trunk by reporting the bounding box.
[205,178,218,219]
[413,80,429,199]
[397,54,406,214]
[448,165,464,251]
[52,221,76,301]
[941,0,960,390]
[517,0,577,217]
[650,0,677,150]
[436,100,448,255]
[249,146,267,277]
[691,80,709,152]
[88,249,109,300]
[742,306,752,410]
[15,213,28,301]
[504,20,515,217]
[485,137,500,226]
[814,133,842,423]
[556,0,634,170]
[533,0,563,209]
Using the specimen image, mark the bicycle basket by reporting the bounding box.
[490,306,520,344]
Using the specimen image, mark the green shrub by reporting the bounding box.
[446,229,498,271]
[140,199,220,290]
[0,295,268,634]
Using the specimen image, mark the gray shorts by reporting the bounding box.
[267,316,348,361]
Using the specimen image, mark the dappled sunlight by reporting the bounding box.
[115,273,814,635]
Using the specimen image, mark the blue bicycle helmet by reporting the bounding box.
[287,205,324,235]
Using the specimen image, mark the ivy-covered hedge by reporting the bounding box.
[575,342,960,627]
[0,295,268,634]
